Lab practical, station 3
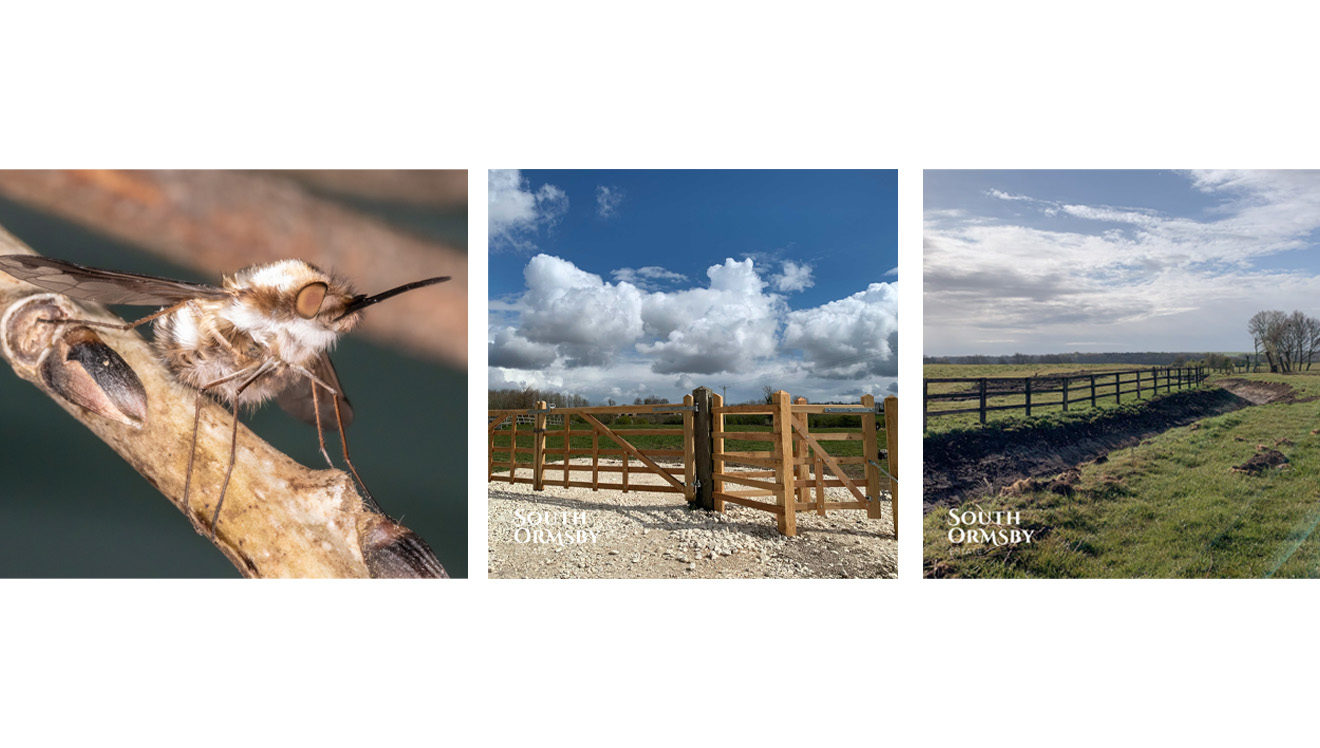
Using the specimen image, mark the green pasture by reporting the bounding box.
[925,371,1320,578]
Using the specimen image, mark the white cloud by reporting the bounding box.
[490,253,896,404]
[595,185,624,218]
[638,258,784,374]
[488,326,558,369]
[784,282,898,378]
[610,265,688,289]
[926,170,1320,355]
[771,259,814,292]
[489,170,569,251]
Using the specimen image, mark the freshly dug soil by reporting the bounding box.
[1215,378,1308,405]
[1232,449,1289,475]
[923,387,1267,510]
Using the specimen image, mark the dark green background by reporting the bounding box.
[0,193,468,578]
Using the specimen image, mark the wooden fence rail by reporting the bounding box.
[489,387,897,537]
[923,366,1207,428]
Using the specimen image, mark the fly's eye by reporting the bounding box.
[295,282,328,319]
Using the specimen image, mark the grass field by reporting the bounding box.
[925,371,1320,578]
[924,362,1205,433]
[490,419,875,477]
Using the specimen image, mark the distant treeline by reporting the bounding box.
[924,352,1247,366]
[488,387,593,410]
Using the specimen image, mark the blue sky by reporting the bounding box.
[490,169,897,404]
[925,170,1320,355]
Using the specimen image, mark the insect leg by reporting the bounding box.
[179,364,263,534]
[208,363,277,540]
[38,300,191,331]
[332,393,384,514]
[309,377,334,468]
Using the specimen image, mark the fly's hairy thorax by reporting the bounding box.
[153,296,341,405]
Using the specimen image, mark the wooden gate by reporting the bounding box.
[708,390,897,536]
[489,399,697,499]
[489,389,897,537]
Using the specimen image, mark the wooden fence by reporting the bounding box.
[488,387,897,537]
[923,366,1207,428]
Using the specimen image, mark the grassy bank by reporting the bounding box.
[925,372,1320,578]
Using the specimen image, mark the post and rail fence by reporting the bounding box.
[923,365,1207,429]
[489,387,897,537]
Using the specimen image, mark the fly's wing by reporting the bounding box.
[0,255,230,306]
[277,353,355,431]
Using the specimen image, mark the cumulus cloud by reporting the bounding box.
[488,326,558,369]
[489,170,569,251]
[595,185,624,218]
[518,254,645,366]
[490,253,896,403]
[771,260,814,292]
[638,258,784,374]
[784,282,898,378]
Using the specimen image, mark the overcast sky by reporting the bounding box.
[489,169,897,404]
[925,170,1320,356]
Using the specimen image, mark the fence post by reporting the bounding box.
[533,400,547,491]
[1115,372,1121,403]
[712,392,725,512]
[1062,376,1069,411]
[1024,377,1032,417]
[1135,370,1142,399]
[773,390,797,536]
[682,393,695,501]
[794,397,811,510]
[979,378,987,424]
[691,386,715,511]
[884,395,899,536]
[862,394,880,522]
[1090,374,1097,408]
[922,379,929,431]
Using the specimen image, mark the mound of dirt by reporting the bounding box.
[1232,449,1289,475]
[1216,379,1302,405]
[924,387,1253,509]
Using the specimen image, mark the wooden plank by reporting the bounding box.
[792,420,866,504]
[810,432,864,441]
[714,404,777,414]
[718,474,782,492]
[608,428,688,436]
[578,413,687,493]
[774,390,797,536]
[713,492,785,515]
[562,415,571,488]
[794,397,810,509]
[719,489,777,498]
[533,400,546,491]
[794,501,869,511]
[712,392,725,512]
[885,395,898,535]
[692,387,713,509]
[487,413,511,434]
[591,430,599,491]
[861,393,880,522]
[712,431,775,441]
[714,452,778,469]
[683,393,696,502]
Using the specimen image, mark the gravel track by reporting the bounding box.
[488,459,896,579]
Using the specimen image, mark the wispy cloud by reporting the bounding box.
[595,185,624,218]
[489,169,570,251]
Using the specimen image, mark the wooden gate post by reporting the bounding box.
[773,390,797,536]
[862,394,881,521]
[884,395,898,536]
[682,393,696,501]
[533,400,547,491]
[692,386,715,511]
[711,392,726,512]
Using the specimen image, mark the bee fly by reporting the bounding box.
[0,254,449,539]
